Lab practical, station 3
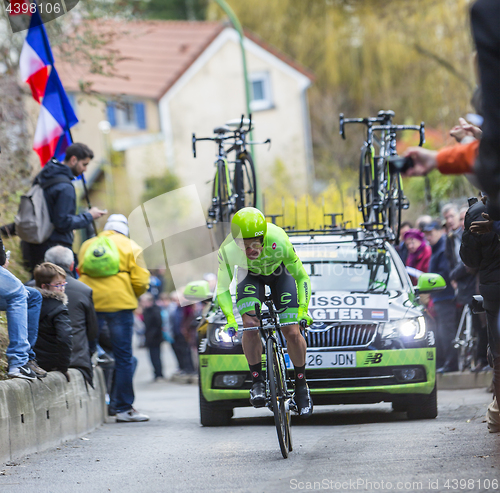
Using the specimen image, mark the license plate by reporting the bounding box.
[284,351,357,369]
[306,351,356,369]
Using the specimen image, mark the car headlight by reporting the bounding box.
[208,325,243,347]
[380,316,426,340]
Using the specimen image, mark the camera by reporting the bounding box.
[467,196,478,207]
[388,155,415,174]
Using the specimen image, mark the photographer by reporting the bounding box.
[460,198,500,397]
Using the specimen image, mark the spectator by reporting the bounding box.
[21,143,107,273]
[0,237,43,379]
[44,246,98,386]
[442,204,462,264]
[169,291,195,376]
[423,221,458,373]
[157,292,174,344]
[33,262,73,380]
[404,229,431,286]
[460,198,500,399]
[78,213,150,422]
[396,221,412,264]
[471,0,500,220]
[416,215,433,232]
[459,206,468,230]
[140,293,164,381]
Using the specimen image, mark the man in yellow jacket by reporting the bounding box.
[78,214,150,422]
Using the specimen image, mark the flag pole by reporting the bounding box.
[67,127,98,238]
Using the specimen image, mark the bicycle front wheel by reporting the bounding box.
[234,152,257,210]
[266,337,292,459]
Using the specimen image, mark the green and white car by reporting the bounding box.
[193,229,445,426]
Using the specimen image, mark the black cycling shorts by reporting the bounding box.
[235,263,299,323]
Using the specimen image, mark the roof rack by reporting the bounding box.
[262,195,396,243]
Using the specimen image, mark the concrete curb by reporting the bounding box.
[437,369,493,390]
[0,367,106,464]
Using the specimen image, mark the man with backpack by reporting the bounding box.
[78,214,150,422]
[18,143,107,273]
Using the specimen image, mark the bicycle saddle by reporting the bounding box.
[213,125,232,134]
[377,110,395,119]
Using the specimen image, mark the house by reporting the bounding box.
[58,20,314,215]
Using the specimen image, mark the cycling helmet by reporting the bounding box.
[231,207,267,239]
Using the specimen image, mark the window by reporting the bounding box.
[106,100,147,130]
[249,72,273,112]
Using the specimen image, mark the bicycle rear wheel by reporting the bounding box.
[214,160,232,241]
[234,152,257,210]
[359,145,374,225]
[266,337,292,459]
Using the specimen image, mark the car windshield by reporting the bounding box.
[295,242,403,293]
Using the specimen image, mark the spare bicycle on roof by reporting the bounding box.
[192,114,270,241]
[339,110,425,241]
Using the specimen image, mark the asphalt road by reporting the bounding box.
[1,344,498,493]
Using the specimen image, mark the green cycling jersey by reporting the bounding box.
[216,223,311,321]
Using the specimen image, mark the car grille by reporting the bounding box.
[289,366,426,389]
[305,323,378,348]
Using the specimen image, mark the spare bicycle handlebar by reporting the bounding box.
[339,110,396,140]
[192,133,272,158]
[371,122,425,147]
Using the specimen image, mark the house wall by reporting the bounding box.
[159,28,312,212]
[68,96,165,213]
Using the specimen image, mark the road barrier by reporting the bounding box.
[0,367,106,463]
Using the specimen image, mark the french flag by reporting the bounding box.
[33,68,78,166]
[19,6,53,103]
[19,2,78,166]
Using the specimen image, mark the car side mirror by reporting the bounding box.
[416,273,446,293]
[183,280,212,302]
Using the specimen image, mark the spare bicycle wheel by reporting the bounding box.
[241,153,257,209]
[217,160,232,238]
[266,338,291,459]
[359,145,374,225]
[387,171,403,241]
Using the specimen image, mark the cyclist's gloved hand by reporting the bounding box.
[298,305,313,327]
[224,315,238,338]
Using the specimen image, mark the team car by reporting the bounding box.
[190,228,446,426]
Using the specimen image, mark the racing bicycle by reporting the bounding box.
[453,303,478,372]
[238,296,306,459]
[192,115,270,241]
[339,110,425,241]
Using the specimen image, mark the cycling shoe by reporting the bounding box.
[249,381,266,408]
[293,384,313,419]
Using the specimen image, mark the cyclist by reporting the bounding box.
[216,207,313,418]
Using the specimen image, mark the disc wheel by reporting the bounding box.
[359,145,374,226]
[266,338,292,459]
[234,153,257,211]
[387,171,403,241]
[210,160,232,243]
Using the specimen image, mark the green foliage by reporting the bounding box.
[142,169,181,204]
[143,0,208,20]
[402,172,475,221]
[210,0,475,191]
